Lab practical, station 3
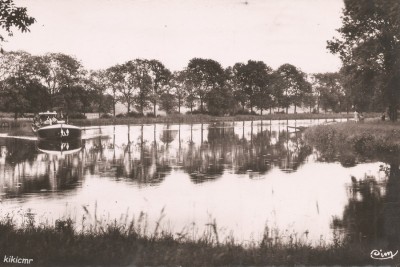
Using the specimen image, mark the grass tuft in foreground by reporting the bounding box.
[0,213,391,266]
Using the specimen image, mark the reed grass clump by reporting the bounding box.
[0,210,391,266]
[305,120,400,163]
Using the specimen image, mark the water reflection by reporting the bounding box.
[0,119,364,244]
[61,121,310,186]
[0,121,313,196]
[37,139,82,155]
[332,162,400,249]
[0,138,83,197]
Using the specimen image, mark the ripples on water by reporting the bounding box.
[0,119,397,247]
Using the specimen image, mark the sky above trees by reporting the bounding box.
[5,0,343,73]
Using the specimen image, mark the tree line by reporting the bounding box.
[0,50,367,119]
[1,0,399,120]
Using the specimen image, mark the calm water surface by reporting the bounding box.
[0,119,395,245]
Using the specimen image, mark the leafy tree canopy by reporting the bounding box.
[186,58,225,112]
[327,0,400,120]
[0,0,35,45]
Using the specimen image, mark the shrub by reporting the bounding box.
[146,112,156,118]
[235,109,257,116]
[68,113,87,119]
[100,113,113,119]
[188,109,208,115]
[126,111,143,118]
[116,113,126,118]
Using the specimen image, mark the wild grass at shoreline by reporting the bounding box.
[0,113,381,128]
[305,120,400,164]
[0,214,384,266]
[70,113,362,127]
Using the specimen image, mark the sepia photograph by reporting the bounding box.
[0,0,400,266]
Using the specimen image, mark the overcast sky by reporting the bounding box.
[5,0,344,73]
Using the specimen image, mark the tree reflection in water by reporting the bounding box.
[0,138,83,197]
[331,162,400,250]
[0,121,312,197]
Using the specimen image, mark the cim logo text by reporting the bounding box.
[370,249,398,260]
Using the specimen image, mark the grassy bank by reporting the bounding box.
[69,113,368,127]
[305,119,400,164]
[0,215,386,266]
[0,113,381,128]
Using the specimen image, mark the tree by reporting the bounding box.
[229,66,247,113]
[339,65,382,113]
[105,64,124,117]
[57,85,89,114]
[147,60,171,116]
[0,76,29,119]
[327,0,400,121]
[119,59,152,115]
[0,51,50,117]
[118,63,136,114]
[25,81,51,113]
[170,71,188,114]
[274,64,311,113]
[186,58,225,113]
[233,60,273,114]
[0,50,33,79]
[206,84,235,116]
[86,70,112,116]
[35,53,85,109]
[159,92,177,115]
[0,0,35,46]
[131,60,152,114]
[176,70,197,114]
[312,73,344,113]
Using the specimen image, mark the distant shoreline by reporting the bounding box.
[0,113,379,128]
[69,113,376,126]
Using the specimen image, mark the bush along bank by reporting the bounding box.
[304,120,400,165]
[69,113,361,127]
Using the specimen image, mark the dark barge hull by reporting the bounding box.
[37,124,81,140]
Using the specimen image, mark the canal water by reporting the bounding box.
[0,119,396,246]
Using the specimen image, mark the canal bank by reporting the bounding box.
[69,113,375,127]
[0,118,397,266]
[0,113,380,128]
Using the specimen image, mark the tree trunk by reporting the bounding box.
[153,100,157,116]
[389,105,397,122]
[294,105,297,114]
[113,89,117,117]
